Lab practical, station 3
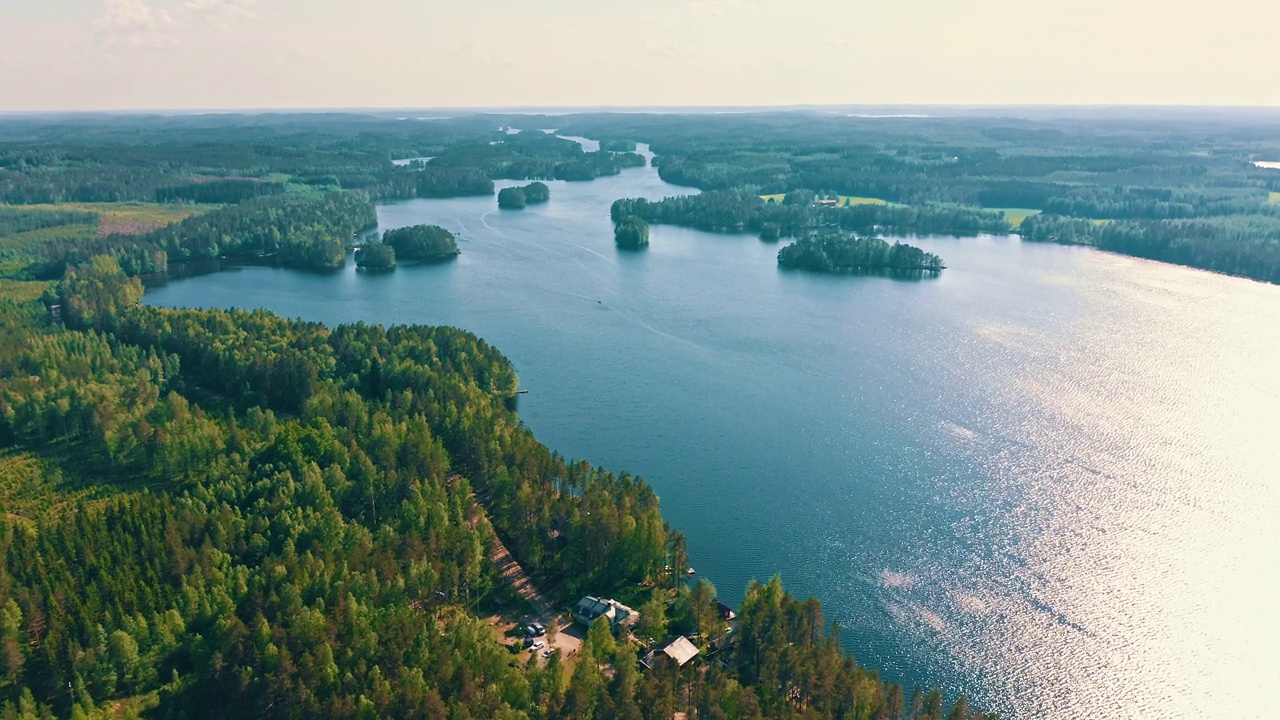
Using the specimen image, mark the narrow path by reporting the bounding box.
[459,481,584,666]
[462,481,556,622]
[488,513,557,621]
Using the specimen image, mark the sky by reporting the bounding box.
[0,0,1277,111]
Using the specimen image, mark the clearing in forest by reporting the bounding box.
[760,193,888,206]
[991,208,1042,227]
[25,202,211,235]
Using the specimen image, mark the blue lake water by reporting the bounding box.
[145,147,1280,719]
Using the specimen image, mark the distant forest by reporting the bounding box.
[3,111,1279,281]
[568,111,1280,283]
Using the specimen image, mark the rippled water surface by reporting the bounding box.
[146,148,1280,719]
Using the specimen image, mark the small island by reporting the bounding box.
[614,215,650,250]
[354,242,396,270]
[383,224,460,262]
[777,234,945,276]
[759,221,782,242]
[497,181,551,209]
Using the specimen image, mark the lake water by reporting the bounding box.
[145,146,1280,719]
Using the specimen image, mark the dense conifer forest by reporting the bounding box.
[778,235,946,275]
[381,225,460,262]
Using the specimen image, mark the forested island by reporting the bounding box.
[382,224,460,262]
[354,241,396,270]
[778,234,946,276]
[498,181,551,209]
[615,216,651,249]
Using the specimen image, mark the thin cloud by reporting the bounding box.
[95,0,174,31]
[184,0,261,20]
[95,0,181,50]
[686,0,747,18]
[642,39,695,60]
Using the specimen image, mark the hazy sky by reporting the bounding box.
[1,0,1276,111]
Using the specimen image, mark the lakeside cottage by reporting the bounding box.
[641,635,700,669]
[717,601,736,625]
[573,595,639,631]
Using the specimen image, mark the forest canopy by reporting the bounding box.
[778,234,946,275]
[381,224,460,262]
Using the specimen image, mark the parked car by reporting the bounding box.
[541,648,556,658]
[529,623,546,637]
[529,641,545,651]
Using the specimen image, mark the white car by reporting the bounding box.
[541,648,556,658]
[529,641,545,651]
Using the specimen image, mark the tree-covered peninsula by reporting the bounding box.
[778,233,946,275]
[615,215,650,249]
[0,248,987,720]
[612,189,1011,238]
[497,181,551,209]
[382,224,460,262]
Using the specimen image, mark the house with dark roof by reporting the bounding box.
[573,595,639,631]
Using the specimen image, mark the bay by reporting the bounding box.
[145,147,1280,719]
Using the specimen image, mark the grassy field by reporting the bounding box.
[0,279,53,302]
[1270,192,1280,204]
[23,201,211,235]
[989,208,1042,228]
[760,194,888,206]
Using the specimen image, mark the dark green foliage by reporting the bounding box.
[600,139,638,152]
[522,181,550,203]
[778,233,945,275]
[613,189,1011,237]
[759,221,782,242]
[498,182,550,210]
[154,179,285,205]
[0,207,98,236]
[354,242,396,270]
[497,187,527,209]
[427,132,642,183]
[140,191,374,270]
[0,257,684,717]
[2,191,375,277]
[1019,213,1280,283]
[1017,213,1099,244]
[410,166,495,198]
[382,224,459,262]
[614,216,650,250]
[783,188,816,206]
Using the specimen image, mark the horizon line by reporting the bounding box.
[4,102,1280,117]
